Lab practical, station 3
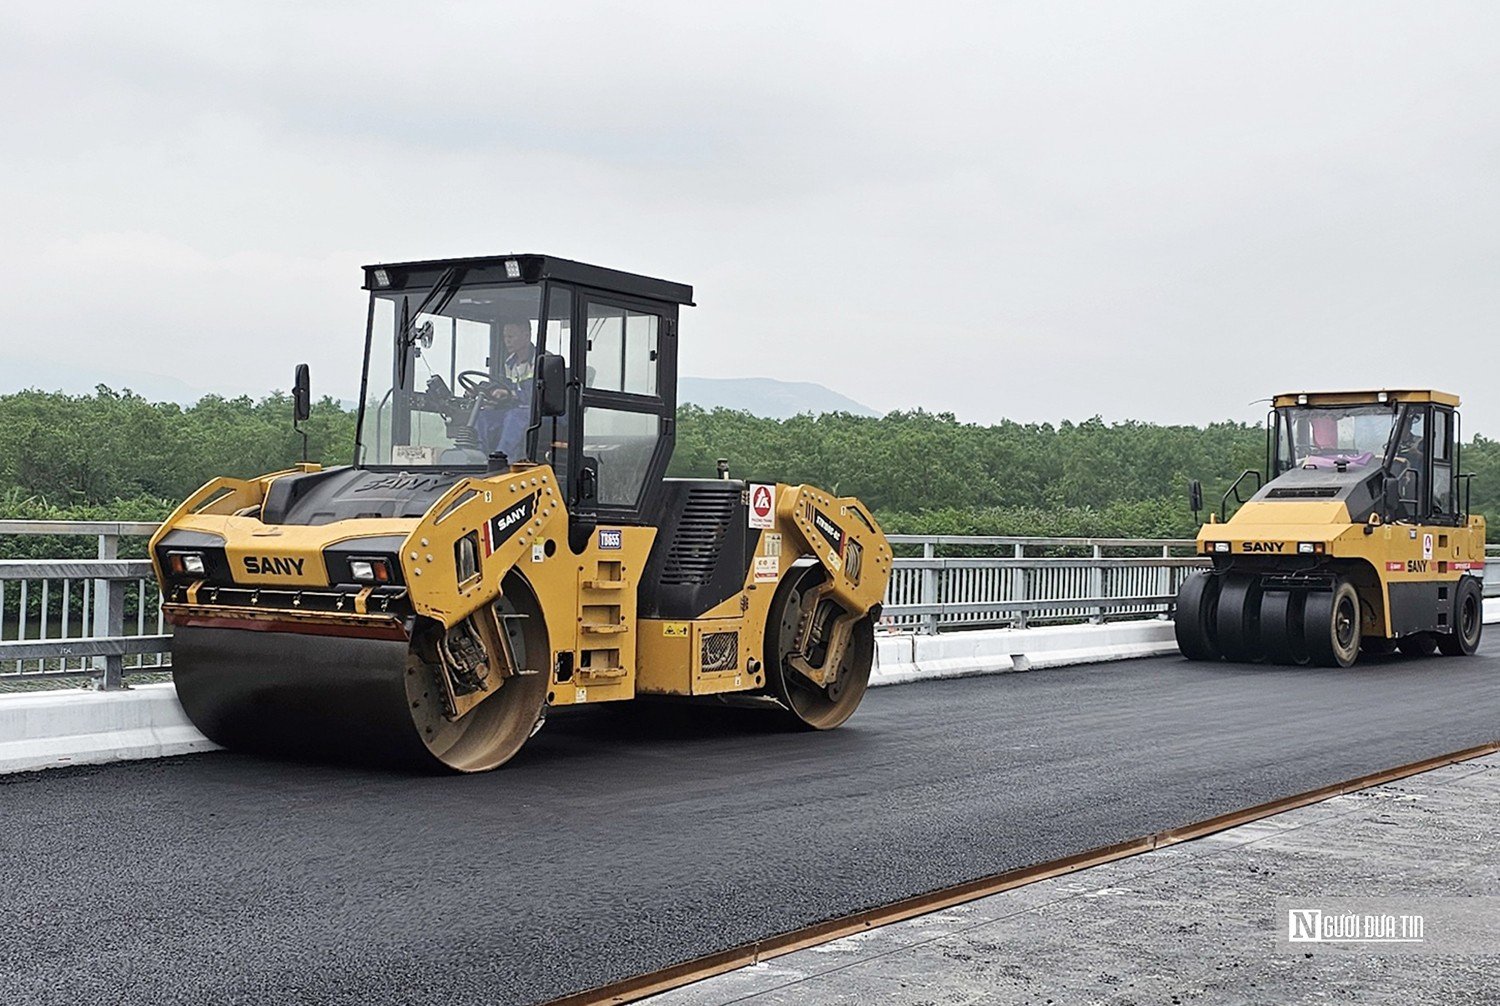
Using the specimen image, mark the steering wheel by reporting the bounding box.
[457,370,495,395]
[457,369,521,409]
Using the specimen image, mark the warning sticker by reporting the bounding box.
[753,555,779,583]
[1422,533,1434,560]
[1386,561,1404,572]
[762,532,782,557]
[662,622,689,638]
[748,484,775,529]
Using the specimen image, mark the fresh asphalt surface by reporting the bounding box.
[4,646,1498,1005]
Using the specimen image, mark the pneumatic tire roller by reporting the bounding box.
[1175,390,1485,668]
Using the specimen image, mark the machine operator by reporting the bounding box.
[474,319,536,462]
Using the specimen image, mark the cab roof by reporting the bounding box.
[1272,389,1460,408]
[360,253,694,306]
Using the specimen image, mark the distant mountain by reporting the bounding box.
[679,377,878,419]
[0,354,220,404]
[0,356,881,422]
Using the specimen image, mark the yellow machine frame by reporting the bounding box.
[153,465,891,710]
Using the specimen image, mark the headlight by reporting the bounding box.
[1298,542,1325,554]
[168,551,206,576]
[348,558,392,583]
[1208,541,1231,553]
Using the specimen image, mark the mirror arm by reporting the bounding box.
[292,363,312,463]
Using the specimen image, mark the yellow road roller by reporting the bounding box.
[1176,390,1486,667]
[150,255,892,771]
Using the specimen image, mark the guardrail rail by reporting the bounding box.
[2,522,1495,686]
[0,521,165,688]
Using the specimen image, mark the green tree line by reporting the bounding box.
[1,388,1496,544]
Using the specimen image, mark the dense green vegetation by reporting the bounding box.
[2,389,1497,545]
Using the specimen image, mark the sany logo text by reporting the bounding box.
[243,555,305,576]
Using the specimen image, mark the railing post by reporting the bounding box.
[1012,543,1027,630]
[1090,543,1105,624]
[921,540,939,635]
[1161,543,1172,616]
[91,530,127,691]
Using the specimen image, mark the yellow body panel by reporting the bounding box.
[635,483,893,697]
[169,515,418,587]
[1224,500,1348,527]
[396,466,653,706]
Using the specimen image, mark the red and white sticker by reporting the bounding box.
[748,484,775,529]
[1453,561,1486,571]
[1386,561,1405,572]
[1422,533,1434,560]
[753,555,779,583]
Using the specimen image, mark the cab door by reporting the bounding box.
[569,293,678,524]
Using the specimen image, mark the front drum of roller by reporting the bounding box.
[172,625,434,768]
[172,584,550,772]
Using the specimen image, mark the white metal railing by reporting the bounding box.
[0,521,165,687]
[882,535,1204,633]
[0,523,1493,684]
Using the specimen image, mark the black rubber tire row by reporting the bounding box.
[1174,570,1484,668]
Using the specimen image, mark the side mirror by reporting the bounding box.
[292,364,312,423]
[1383,475,1401,517]
[1188,479,1203,515]
[539,353,567,417]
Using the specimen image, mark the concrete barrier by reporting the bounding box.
[873,619,1177,686]
[3,604,1497,774]
[0,683,219,775]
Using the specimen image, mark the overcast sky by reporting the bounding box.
[2,2,1497,433]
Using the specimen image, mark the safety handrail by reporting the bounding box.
[1219,469,1263,522]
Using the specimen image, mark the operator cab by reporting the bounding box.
[1266,390,1464,525]
[356,254,692,526]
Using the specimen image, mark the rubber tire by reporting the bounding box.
[1303,580,1361,668]
[1174,571,1222,661]
[1258,590,1308,666]
[1437,577,1484,656]
[1398,632,1438,658]
[1215,573,1264,663]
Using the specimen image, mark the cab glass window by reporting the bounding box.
[1433,409,1452,462]
[583,408,660,506]
[585,303,659,396]
[542,286,572,367]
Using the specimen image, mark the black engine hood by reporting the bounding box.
[259,466,471,525]
[1251,464,1384,522]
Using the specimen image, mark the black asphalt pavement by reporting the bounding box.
[3,647,1498,1005]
